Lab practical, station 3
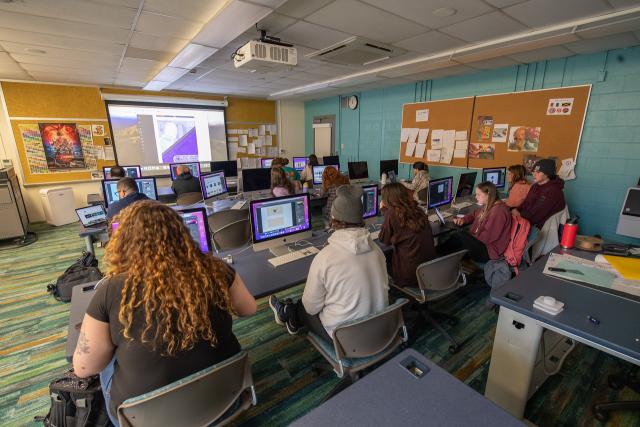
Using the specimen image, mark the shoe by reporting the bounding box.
[269,295,287,326]
[285,318,299,335]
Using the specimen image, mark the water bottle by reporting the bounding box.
[560,216,580,249]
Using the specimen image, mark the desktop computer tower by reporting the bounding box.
[0,166,29,240]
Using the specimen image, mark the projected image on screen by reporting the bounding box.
[107,102,227,176]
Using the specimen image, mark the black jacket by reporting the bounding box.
[171,172,201,196]
[107,192,149,219]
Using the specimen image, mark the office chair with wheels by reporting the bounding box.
[392,250,468,354]
[592,367,640,422]
[117,351,256,427]
[208,209,251,252]
[175,192,203,206]
[416,187,429,205]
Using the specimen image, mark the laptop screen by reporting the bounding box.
[75,205,107,227]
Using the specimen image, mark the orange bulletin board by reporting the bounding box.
[399,97,475,168]
[468,85,591,169]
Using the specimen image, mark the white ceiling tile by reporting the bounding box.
[360,0,493,29]
[276,21,351,49]
[393,31,465,54]
[136,11,201,39]
[120,57,165,72]
[1,41,121,63]
[0,53,23,71]
[248,0,288,8]
[143,0,227,23]
[90,0,141,8]
[0,28,125,55]
[564,32,639,54]
[0,70,33,80]
[467,56,520,70]
[10,53,119,68]
[129,32,189,53]
[504,0,612,28]
[577,16,640,39]
[29,71,114,82]
[439,11,526,43]
[484,0,527,7]
[508,45,574,63]
[113,79,146,88]
[20,61,118,73]
[305,0,428,44]
[405,64,476,80]
[192,1,272,48]
[256,12,297,34]
[276,0,334,18]
[605,0,640,9]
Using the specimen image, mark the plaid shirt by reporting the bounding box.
[403,170,430,201]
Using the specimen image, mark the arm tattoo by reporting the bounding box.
[76,330,90,355]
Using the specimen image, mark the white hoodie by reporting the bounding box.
[302,228,389,337]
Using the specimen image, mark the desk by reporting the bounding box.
[291,348,523,427]
[79,225,108,254]
[484,248,640,418]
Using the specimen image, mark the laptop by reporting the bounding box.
[75,205,108,228]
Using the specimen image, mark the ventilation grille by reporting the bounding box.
[306,36,405,66]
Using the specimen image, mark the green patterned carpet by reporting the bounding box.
[1,222,639,426]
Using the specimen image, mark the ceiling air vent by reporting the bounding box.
[306,36,406,66]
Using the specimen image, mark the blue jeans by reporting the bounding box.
[100,357,119,427]
[527,226,539,245]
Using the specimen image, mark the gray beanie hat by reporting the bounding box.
[533,158,556,177]
[331,185,364,224]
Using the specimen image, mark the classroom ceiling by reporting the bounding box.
[0,0,639,99]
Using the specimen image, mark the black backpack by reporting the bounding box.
[47,252,103,302]
[36,369,112,427]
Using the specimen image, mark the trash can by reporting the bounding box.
[40,187,76,226]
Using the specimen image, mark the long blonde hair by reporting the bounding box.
[105,201,235,356]
[477,181,500,222]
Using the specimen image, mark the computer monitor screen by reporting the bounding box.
[261,158,274,168]
[242,168,271,192]
[210,160,237,177]
[250,193,311,245]
[312,164,339,185]
[75,205,107,227]
[361,184,379,219]
[482,167,506,189]
[323,155,339,166]
[103,165,141,179]
[622,188,640,217]
[176,207,213,253]
[380,159,399,175]
[293,157,308,171]
[428,176,454,209]
[348,161,369,180]
[102,177,158,208]
[200,171,228,200]
[456,172,478,199]
[170,162,201,180]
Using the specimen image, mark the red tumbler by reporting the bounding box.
[560,223,578,249]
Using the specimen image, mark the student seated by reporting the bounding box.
[272,157,300,181]
[269,185,389,340]
[171,164,201,196]
[73,201,256,426]
[439,182,512,263]
[401,161,430,202]
[106,177,150,220]
[271,166,294,197]
[379,183,436,288]
[504,164,531,209]
[110,165,126,178]
[321,166,350,226]
[514,159,565,231]
[299,154,319,187]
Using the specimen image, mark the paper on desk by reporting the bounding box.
[558,158,576,181]
[228,142,239,161]
[239,135,248,146]
[415,143,427,158]
[455,130,467,140]
[407,128,419,144]
[417,128,429,145]
[453,149,467,158]
[431,129,443,149]
[427,149,440,162]
[404,142,417,157]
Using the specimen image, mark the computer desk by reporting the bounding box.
[484,248,640,419]
[291,348,523,427]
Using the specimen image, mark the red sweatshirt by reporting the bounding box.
[519,177,565,229]
[463,201,512,260]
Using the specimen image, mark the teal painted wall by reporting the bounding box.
[305,47,640,244]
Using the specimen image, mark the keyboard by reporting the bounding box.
[428,214,440,223]
[231,200,247,210]
[452,201,473,209]
[268,246,320,267]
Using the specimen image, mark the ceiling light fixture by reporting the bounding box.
[168,43,218,70]
[433,8,457,17]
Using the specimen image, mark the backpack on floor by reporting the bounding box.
[35,369,111,427]
[47,251,103,302]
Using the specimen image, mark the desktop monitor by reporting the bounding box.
[428,176,454,210]
[323,155,339,167]
[361,184,379,220]
[242,168,271,192]
[103,165,141,179]
[101,177,158,208]
[293,157,308,171]
[380,159,399,176]
[455,172,478,199]
[170,162,201,181]
[348,161,369,181]
[200,171,228,200]
[312,164,339,185]
[210,160,237,178]
[482,167,506,189]
[250,193,312,255]
[75,205,107,228]
[261,158,274,168]
[175,207,213,253]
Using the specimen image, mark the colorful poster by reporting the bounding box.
[477,116,493,141]
[91,124,105,136]
[469,143,495,160]
[508,126,540,152]
[77,125,98,169]
[547,98,574,115]
[523,155,540,175]
[20,124,49,174]
[492,124,509,143]
[38,123,86,170]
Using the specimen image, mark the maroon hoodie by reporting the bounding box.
[519,177,565,229]
[463,201,512,260]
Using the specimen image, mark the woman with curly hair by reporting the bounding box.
[321,165,350,227]
[72,201,256,425]
[379,183,436,288]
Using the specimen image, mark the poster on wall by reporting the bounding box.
[77,125,98,169]
[547,98,574,115]
[38,123,86,170]
[508,126,540,152]
[477,116,493,141]
[492,124,509,142]
[469,143,495,160]
[91,124,106,136]
[19,124,49,174]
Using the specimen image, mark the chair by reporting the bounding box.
[392,250,468,354]
[308,298,409,383]
[117,351,256,427]
[416,187,429,205]
[531,205,569,261]
[208,209,251,252]
[175,192,203,206]
[592,368,640,422]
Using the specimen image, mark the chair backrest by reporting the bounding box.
[332,298,408,361]
[208,209,251,252]
[416,187,429,204]
[118,351,255,427]
[176,192,202,206]
[532,205,570,260]
[416,250,467,296]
